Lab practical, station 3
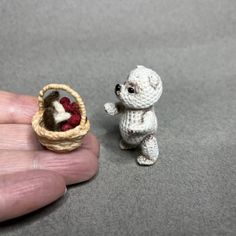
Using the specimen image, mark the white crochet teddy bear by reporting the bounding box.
[104,65,163,166]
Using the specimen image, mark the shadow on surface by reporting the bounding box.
[95,114,138,164]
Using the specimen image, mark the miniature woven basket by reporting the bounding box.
[32,83,90,152]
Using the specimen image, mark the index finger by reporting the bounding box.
[0,91,37,124]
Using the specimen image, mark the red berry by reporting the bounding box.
[60,97,70,105]
[60,123,73,131]
[62,103,73,112]
[71,102,80,114]
[68,114,81,127]
[71,109,80,115]
[71,102,79,109]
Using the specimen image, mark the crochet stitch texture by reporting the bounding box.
[104,65,163,166]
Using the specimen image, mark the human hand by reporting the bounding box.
[0,91,99,222]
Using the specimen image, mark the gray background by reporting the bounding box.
[0,0,236,235]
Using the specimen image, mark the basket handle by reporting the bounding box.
[38,84,87,126]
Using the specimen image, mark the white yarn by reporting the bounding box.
[104,65,163,166]
[52,101,65,113]
[52,101,71,124]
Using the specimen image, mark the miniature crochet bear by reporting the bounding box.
[104,65,163,166]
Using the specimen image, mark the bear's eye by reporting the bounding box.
[128,87,135,93]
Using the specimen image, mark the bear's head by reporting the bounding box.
[115,65,162,109]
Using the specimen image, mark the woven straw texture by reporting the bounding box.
[32,83,90,152]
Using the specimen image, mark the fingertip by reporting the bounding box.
[65,149,99,184]
[82,133,100,157]
[77,151,99,183]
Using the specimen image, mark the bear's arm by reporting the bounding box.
[104,102,125,116]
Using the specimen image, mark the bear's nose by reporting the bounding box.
[115,84,121,93]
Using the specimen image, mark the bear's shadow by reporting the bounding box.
[96,116,138,165]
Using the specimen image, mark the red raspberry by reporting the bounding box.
[61,123,73,131]
[68,114,81,127]
[60,97,70,105]
[71,102,79,109]
[71,102,80,114]
[62,103,73,113]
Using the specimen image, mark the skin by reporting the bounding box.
[0,91,99,222]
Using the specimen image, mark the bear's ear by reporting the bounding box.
[149,75,160,89]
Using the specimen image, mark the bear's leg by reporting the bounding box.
[119,139,137,150]
[137,135,159,166]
